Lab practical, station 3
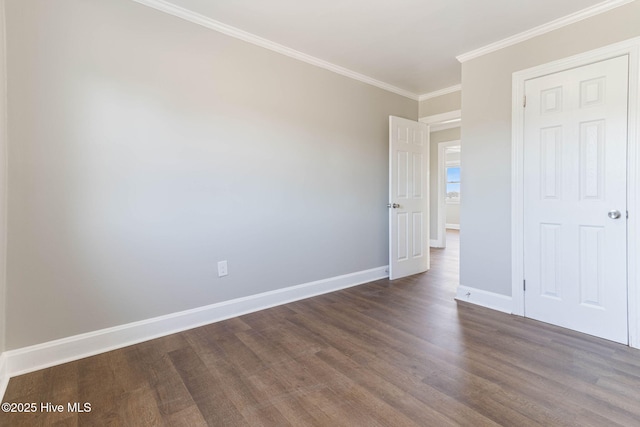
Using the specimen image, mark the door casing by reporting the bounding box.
[418,111,462,248]
[511,36,640,348]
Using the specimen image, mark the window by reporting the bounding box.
[446,166,460,203]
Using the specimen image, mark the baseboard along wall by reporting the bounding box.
[455,285,513,314]
[0,353,8,402]
[0,266,389,400]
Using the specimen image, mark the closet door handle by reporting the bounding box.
[608,210,621,219]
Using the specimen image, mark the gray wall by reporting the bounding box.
[4,0,417,349]
[419,91,461,117]
[429,128,460,241]
[446,204,460,226]
[461,0,640,296]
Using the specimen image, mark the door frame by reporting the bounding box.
[511,36,640,348]
[419,111,462,248]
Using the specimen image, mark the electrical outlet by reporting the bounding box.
[217,260,228,277]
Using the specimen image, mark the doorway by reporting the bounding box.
[438,142,461,248]
[419,112,461,249]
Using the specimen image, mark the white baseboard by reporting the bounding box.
[0,266,388,399]
[445,224,460,230]
[429,239,441,248]
[0,353,8,401]
[455,285,512,314]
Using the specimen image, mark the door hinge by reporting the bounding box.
[523,95,527,108]
[523,279,526,291]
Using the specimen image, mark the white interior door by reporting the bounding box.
[523,55,629,343]
[389,116,429,280]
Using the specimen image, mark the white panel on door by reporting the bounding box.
[579,226,604,308]
[412,212,423,257]
[580,120,605,200]
[397,126,409,143]
[540,223,562,299]
[397,212,408,261]
[580,77,605,108]
[397,151,409,199]
[413,153,423,198]
[541,127,562,199]
[540,87,563,114]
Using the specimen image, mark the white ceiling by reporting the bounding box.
[157,0,623,96]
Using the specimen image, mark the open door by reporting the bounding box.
[389,116,429,280]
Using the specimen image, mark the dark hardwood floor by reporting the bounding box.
[3,230,640,426]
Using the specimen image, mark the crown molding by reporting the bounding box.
[456,0,636,63]
[131,0,419,100]
[418,84,462,101]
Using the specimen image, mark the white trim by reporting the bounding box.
[0,266,388,388]
[455,285,513,314]
[511,36,640,348]
[429,239,440,248]
[418,84,461,101]
[457,0,636,63]
[419,110,461,125]
[431,120,461,132]
[445,224,460,230]
[0,0,7,366]
[0,353,7,401]
[131,0,418,100]
[0,1,7,403]
[419,111,462,132]
[627,42,640,350]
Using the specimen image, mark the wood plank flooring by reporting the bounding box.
[2,231,640,426]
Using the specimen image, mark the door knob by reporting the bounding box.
[608,210,622,219]
[387,203,400,209]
